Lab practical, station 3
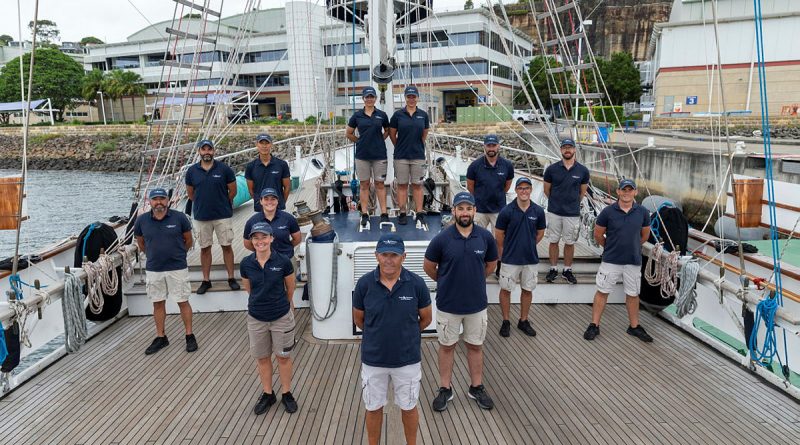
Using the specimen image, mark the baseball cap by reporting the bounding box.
[515,177,533,187]
[375,233,405,255]
[260,188,279,199]
[404,85,419,97]
[362,86,377,97]
[196,139,214,149]
[618,179,637,190]
[483,134,500,145]
[256,133,273,143]
[452,191,476,207]
[560,138,576,148]
[249,222,273,237]
[149,188,168,199]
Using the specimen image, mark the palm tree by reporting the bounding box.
[105,70,125,121]
[81,69,107,122]
[106,70,145,122]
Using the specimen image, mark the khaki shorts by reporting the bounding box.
[393,159,426,185]
[194,217,234,249]
[499,263,538,292]
[355,159,388,182]
[595,262,641,296]
[474,212,499,233]
[546,213,581,245]
[247,311,297,359]
[146,268,191,303]
[361,362,422,411]
[436,309,488,346]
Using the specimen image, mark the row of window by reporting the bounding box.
[396,31,532,58]
[336,60,515,83]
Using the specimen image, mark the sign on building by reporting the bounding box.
[686,96,698,105]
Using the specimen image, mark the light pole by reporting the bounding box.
[574,20,593,121]
[97,90,107,125]
[489,65,498,106]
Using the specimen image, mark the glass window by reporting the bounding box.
[112,56,140,69]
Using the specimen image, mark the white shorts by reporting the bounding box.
[194,218,234,249]
[595,262,641,296]
[436,309,488,346]
[546,213,580,245]
[474,212,499,233]
[360,362,422,411]
[145,268,191,303]
[499,263,538,292]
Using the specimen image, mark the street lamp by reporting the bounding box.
[489,65,498,106]
[97,90,107,125]
[574,20,593,121]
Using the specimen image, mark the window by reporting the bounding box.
[324,42,367,57]
[255,73,290,87]
[112,56,140,69]
[178,51,228,64]
[145,54,163,67]
[245,49,288,63]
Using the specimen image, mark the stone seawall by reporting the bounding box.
[651,116,800,137]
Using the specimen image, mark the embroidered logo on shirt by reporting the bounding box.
[212,174,222,178]
[269,267,283,272]
[271,170,280,174]
[398,296,414,301]
[277,225,288,230]
[571,175,581,179]
[415,116,424,119]
[474,250,485,255]
[166,224,177,229]
[527,216,537,221]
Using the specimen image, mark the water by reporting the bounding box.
[0,169,138,256]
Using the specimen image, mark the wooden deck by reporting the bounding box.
[1,305,798,444]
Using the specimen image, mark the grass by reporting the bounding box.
[94,140,118,153]
[29,133,62,144]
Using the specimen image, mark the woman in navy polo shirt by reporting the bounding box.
[243,188,301,261]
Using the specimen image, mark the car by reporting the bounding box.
[512,109,550,123]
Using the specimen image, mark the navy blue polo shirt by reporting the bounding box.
[240,251,294,322]
[184,160,236,221]
[543,161,590,217]
[424,224,498,314]
[133,210,192,272]
[466,156,515,214]
[596,202,651,266]
[348,108,389,160]
[242,211,301,258]
[495,200,547,265]
[389,107,429,160]
[353,267,431,368]
[245,156,291,212]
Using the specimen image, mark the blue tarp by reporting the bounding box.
[0,99,47,113]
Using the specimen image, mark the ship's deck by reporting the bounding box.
[2,305,798,444]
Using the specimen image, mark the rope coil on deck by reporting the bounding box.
[644,243,679,299]
[674,258,700,318]
[62,272,88,353]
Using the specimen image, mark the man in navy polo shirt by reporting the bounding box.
[584,179,653,343]
[543,138,591,285]
[495,177,547,338]
[467,134,514,234]
[134,188,197,355]
[353,233,432,445]
[424,191,498,412]
[347,86,391,227]
[243,188,301,259]
[240,222,299,415]
[185,139,239,295]
[245,133,291,212]
[389,85,430,226]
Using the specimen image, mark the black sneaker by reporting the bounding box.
[517,319,537,337]
[583,323,600,340]
[281,391,298,413]
[415,213,425,224]
[467,385,494,410]
[185,334,198,352]
[380,213,389,223]
[545,268,558,283]
[196,281,212,295]
[627,325,654,343]
[253,391,276,415]
[360,213,369,227]
[398,212,408,225]
[432,387,453,412]
[499,320,511,338]
[562,269,578,284]
[145,336,169,355]
[228,278,240,290]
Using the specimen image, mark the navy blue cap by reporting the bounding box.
[197,139,214,149]
[404,85,419,97]
[375,233,405,254]
[560,138,576,148]
[452,191,476,207]
[149,188,168,199]
[249,222,273,237]
[256,133,273,143]
[484,134,500,145]
[618,179,637,190]
[515,177,533,187]
[260,187,279,199]
[362,86,377,97]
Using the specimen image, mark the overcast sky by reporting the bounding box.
[1,0,513,44]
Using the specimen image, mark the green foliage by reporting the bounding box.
[521,55,574,107]
[0,48,84,121]
[94,140,117,153]
[183,13,202,19]
[577,106,624,123]
[586,52,641,106]
[29,19,59,45]
[79,36,104,45]
[464,0,474,9]
[304,115,317,125]
[105,69,145,122]
[81,69,106,103]
[29,133,61,144]
[0,35,12,46]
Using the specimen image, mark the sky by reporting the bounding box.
[1,0,513,44]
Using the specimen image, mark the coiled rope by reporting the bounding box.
[62,272,87,353]
[674,258,701,318]
[644,243,679,299]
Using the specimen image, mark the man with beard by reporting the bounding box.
[584,179,653,342]
[466,134,514,234]
[424,192,498,412]
[543,138,590,285]
[134,188,197,355]
[245,133,291,213]
[185,139,239,295]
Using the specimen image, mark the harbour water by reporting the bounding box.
[0,169,137,256]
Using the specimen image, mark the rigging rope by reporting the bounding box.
[62,272,88,353]
[674,258,700,318]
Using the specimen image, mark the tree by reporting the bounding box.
[80,36,104,45]
[81,69,107,121]
[0,48,84,121]
[586,52,641,105]
[28,19,60,45]
[0,35,12,46]
[464,0,474,10]
[105,69,145,122]
[520,55,574,111]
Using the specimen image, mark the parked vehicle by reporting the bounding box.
[512,109,550,123]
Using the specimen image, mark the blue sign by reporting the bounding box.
[686,96,698,105]
[478,95,487,104]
